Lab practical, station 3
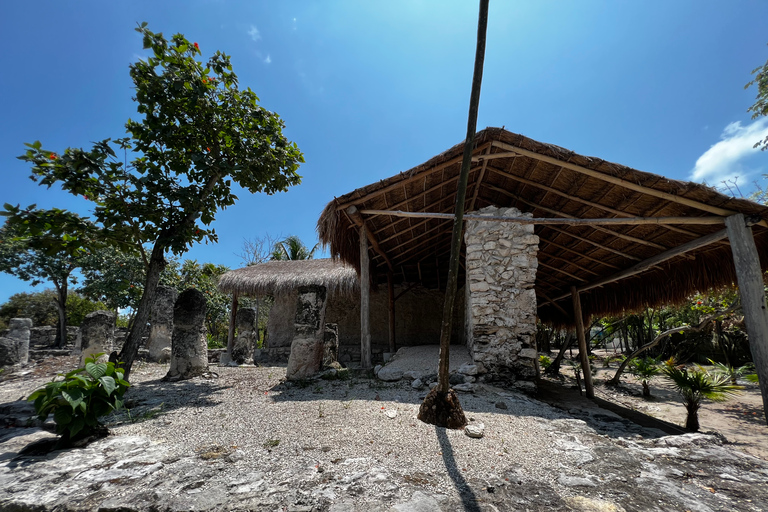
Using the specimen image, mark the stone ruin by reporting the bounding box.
[231,307,258,365]
[0,318,31,366]
[77,311,116,365]
[286,285,328,380]
[146,285,177,363]
[464,206,539,388]
[165,288,209,381]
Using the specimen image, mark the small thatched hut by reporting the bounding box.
[217,259,463,363]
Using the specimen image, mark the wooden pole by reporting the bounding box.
[388,270,396,354]
[725,214,768,425]
[226,293,239,361]
[571,286,594,399]
[436,0,489,393]
[360,224,372,369]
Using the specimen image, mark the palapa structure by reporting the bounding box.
[218,259,358,297]
[317,127,768,403]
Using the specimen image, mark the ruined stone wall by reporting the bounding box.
[464,206,539,386]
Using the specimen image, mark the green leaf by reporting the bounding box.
[86,361,108,380]
[69,417,85,437]
[61,388,84,410]
[53,407,72,426]
[99,376,117,396]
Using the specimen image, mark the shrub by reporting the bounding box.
[628,356,661,397]
[539,355,552,370]
[28,353,130,442]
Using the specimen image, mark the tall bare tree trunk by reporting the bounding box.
[418,0,489,429]
[53,280,68,348]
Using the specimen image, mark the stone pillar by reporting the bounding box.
[323,323,339,367]
[286,285,328,380]
[231,307,257,365]
[147,286,178,363]
[79,311,116,365]
[0,318,32,366]
[464,206,539,386]
[165,289,209,381]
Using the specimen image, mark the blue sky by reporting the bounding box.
[2,1,768,304]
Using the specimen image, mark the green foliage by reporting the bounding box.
[176,260,230,344]
[746,44,768,151]
[629,356,661,397]
[708,359,756,385]
[27,353,130,439]
[0,290,108,328]
[661,358,742,431]
[271,235,318,260]
[538,355,552,370]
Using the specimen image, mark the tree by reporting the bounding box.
[661,358,742,431]
[5,24,303,379]
[746,44,768,151]
[271,235,318,260]
[0,290,60,329]
[0,219,96,347]
[628,356,661,397]
[418,0,488,429]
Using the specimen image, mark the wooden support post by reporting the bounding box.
[226,294,239,361]
[571,286,594,399]
[360,225,372,369]
[388,270,396,354]
[725,214,768,425]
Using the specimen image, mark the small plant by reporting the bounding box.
[28,353,130,443]
[661,358,742,431]
[263,439,280,449]
[708,359,755,385]
[628,356,661,397]
[539,355,552,371]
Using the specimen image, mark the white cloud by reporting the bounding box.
[248,25,261,41]
[264,55,271,64]
[689,118,768,187]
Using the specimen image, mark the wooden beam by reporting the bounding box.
[538,260,588,283]
[543,225,641,262]
[469,147,492,211]
[492,140,768,227]
[571,286,595,399]
[359,225,372,369]
[725,214,768,425]
[549,228,730,302]
[387,270,396,354]
[541,237,621,270]
[335,141,492,211]
[347,206,393,272]
[360,209,723,226]
[537,290,571,320]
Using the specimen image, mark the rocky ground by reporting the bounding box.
[1,353,767,511]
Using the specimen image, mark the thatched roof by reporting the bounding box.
[217,259,358,297]
[317,127,768,326]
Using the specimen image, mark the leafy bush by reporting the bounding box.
[539,355,552,370]
[628,356,661,397]
[28,353,130,440]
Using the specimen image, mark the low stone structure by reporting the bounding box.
[231,308,257,365]
[0,318,32,366]
[78,311,116,365]
[165,289,209,381]
[29,326,78,349]
[464,206,539,386]
[146,286,177,363]
[323,323,339,367]
[286,285,328,380]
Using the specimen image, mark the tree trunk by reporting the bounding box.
[118,241,167,380]
[642,380,650,397]
[547,332,575,376]
[685,400,700,431]
[418,0,488,429]
[53,280,68,348]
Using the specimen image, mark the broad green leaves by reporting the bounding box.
[27,353,130,439]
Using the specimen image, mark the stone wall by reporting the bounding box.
[464,206,539,387]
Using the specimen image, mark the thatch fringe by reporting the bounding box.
[217,259,358,297]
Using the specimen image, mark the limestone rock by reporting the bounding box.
[147,286,177,362]
[165,289,209,381]
[458,363,479,376]
[286,286,328,380]
[453,383,475,393]
[377,366,404,382]
[231,307,257,365]
[392,491,441,511]
[0,318,31,366]
[79,311,115,365]
[411,378,423,389]
[464,423,485,439]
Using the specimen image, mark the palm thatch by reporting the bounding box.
[317,127,768,327]
[217,259,358,297]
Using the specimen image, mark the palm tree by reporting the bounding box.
[661,358,742,431]
[271,235,318,261]
[628,356,661,397]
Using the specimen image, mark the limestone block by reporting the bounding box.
[147,286,178,363]
[0,318,32,366]
[231,307,257,365]
[165,289,208,381]
[286,285,328,380]
[79,311,116,366]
